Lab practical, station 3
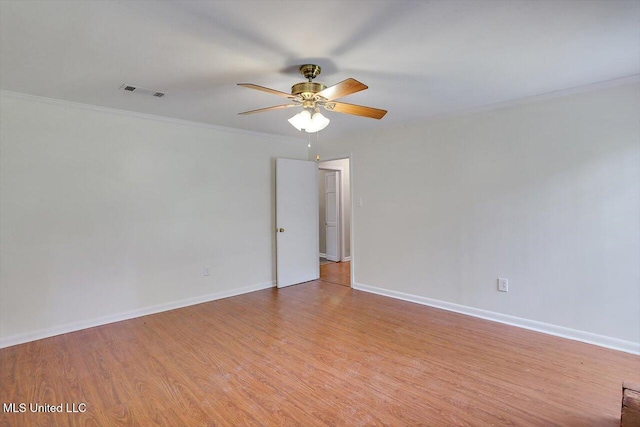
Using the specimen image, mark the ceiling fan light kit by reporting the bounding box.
[288,109,311,131]
[238,64,387,133]
[288,110,330,133]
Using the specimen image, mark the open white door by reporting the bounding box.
[325,171,339,262]
[276,158,319,288]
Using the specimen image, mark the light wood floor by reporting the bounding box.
[1,280,638,426]
[320,260,350,287]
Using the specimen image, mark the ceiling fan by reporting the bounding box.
[238,64,387,133]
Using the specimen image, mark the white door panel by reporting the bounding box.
[276,158,319,288]
[325,171,339,262]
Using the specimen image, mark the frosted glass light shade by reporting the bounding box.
[288,110,329,133]
[288,110,311,131]
[305,112,330,133]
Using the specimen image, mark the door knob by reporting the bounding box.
[278,228,285,233]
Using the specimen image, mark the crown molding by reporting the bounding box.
[424,74,640,122]
[336,74,640,141]
[0,90,305,143]
[3,74,638,142]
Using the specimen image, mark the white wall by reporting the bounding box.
[0,92,307,346]
[320,82,640,350]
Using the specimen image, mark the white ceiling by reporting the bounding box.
[1,0,638,139]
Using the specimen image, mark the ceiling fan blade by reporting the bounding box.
[326,101,387,119]
[237,83,294,98]
[238,104,297,115]
[315,78,367,101]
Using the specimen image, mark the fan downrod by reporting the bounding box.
[300,64,321,82]
[291,64,326,97]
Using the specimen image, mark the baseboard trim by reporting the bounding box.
[320,253,342,262]
[342,256,351,262]
[0,281,275,349]
[352,283,640,355]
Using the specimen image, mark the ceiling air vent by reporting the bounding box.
[119,84,165,98]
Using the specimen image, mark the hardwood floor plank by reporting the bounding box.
[320,261,350,286]
[1,281,638,426]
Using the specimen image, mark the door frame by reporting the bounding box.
[317,154,354,287]
[319,167,343,262]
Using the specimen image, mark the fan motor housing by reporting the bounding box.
[291,82,326,97]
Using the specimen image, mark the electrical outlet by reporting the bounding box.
[498,278,508,292]
[204,267,210,276]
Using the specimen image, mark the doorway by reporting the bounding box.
[318,158,351,287]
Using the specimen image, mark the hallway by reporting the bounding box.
[319,261,350,287]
